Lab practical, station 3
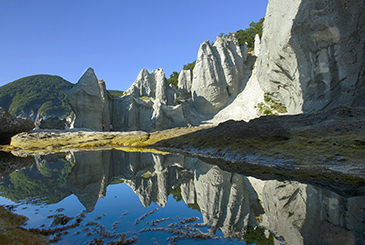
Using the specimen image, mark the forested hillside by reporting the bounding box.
[0,75,73,120]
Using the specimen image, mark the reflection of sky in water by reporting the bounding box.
[0,149,364,244]
[0,182,238,244]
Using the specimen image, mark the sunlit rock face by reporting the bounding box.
[191,35,248,115]
[113,68,187,132]
[70,67,188,132]
[112,95,188,132]
[68,68,112,131]
[257,0,365,114]
[177,70,192,101]
[127,68,176,105]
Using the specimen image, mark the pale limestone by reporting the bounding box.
[257,0,365,113]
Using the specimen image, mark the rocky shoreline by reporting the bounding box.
[1,106,365,243]
[2,106,365,195]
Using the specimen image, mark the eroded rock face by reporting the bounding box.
[191,35,248,115]
[39,116,65,130]
[68,68,111,131]
[0,107,34,145]
[127,68,175,105]
[127,68,155,98]
[257,0,365,113]
[177,70,193,100]
[112,95,188,132]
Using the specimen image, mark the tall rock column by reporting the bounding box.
[154,68,169,104]
[257,0,365,113]
[177,69,192,100]
[98,80,111,129]
[191,35,248,115]
[68,68,111,131]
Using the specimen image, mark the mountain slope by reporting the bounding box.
[0,75,74,121]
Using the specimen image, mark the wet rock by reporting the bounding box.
[127,68,176,105]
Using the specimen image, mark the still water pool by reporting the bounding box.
[0,149,364,244]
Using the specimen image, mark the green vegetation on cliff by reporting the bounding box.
[167,71,179,88]
[236,17,264,49]
[108,89,124,97]
[168,18,264,84]
[0,75,73,119]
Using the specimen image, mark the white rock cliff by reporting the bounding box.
[257,0,365,113]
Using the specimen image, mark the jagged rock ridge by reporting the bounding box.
[69,34,265,131]
[69,0,364,132]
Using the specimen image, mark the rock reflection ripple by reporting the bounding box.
[1,149,364,244]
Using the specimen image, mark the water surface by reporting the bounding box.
[0,149,364,244]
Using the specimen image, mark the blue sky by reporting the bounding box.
[0,0,268,91]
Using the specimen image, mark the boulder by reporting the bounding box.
[0,107,34,145]
[39,116,66,130]
[191,34,248,115]
[68,68,111,131]
[257,0,365,114]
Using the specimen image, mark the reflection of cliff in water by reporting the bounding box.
[2,149,365,244]
[59,149,365,244]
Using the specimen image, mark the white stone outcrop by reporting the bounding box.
[254,34,260,56]
[127,68,175,105]
[257,0,365,114]
[68,68,111,131]
[127,68,155,98]
[177,69,192,100]
[112,96,188,132]
[191,34,248,115]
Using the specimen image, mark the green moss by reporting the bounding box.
[141,172,157,178]
[140,96,154,101]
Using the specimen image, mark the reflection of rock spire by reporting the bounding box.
[194,164,263,240]
[52,149,365,244]
[67,150,113,212]
[255,180,365,244]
